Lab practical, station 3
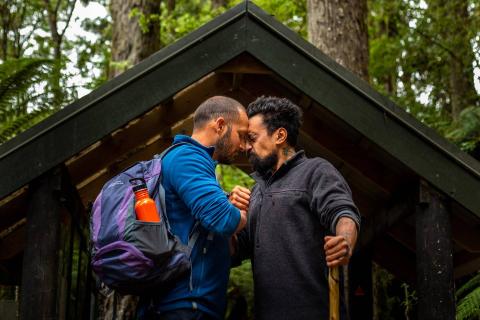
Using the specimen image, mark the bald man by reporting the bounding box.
[137,96,249,320]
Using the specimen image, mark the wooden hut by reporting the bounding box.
[0,2,479,319]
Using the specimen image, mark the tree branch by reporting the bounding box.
[54,0,62,16]
[60,0,77,39]
[18,19,41,57]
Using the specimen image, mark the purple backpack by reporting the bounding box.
[90,143,200,295]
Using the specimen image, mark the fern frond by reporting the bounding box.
[0,58,52,111]
[456,286,480,320]
[457,273,480,301]
[0,58,55,143]
[0,104,54,143]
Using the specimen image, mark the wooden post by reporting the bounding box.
[20,167,63,319]
[416,181,455,320]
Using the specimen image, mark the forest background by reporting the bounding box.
[0,0,479,319]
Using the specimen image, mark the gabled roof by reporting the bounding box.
[1,1,479,217]
[1,2,480,282]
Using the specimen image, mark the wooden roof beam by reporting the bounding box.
[77,135,173,205]
[0,188,28,232]
[216,53,273,75]
[67,72,234,186]
[171,114,194,136]
[0,219,26,261]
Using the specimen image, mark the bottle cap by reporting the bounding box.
[129,178,147,193]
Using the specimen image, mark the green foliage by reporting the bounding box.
[446,107,480,151]
[368,0,480,154]
[227,260,254,319]
[232,0,307,37]
[457,272,480,320]
[130,7,161,34]
[0,0,44,59]
[401,283,417,319]
[159,0,226,47]
[0,0,308,144]
[457,289,480,320]
[0,0,96,143]
[458,273,480,301]
[0,285,16,300]
[75,7,112,90]
[155,0,306,48]
[0,58,55,143]
[217,164,255,191]
[373,263,403,319]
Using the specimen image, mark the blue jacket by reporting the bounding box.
[150,135,240,319]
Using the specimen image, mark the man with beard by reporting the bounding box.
[230,96,360,320]
[138,96,249,320]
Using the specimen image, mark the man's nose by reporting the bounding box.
[239,140,247,152]
[245,141,252,153]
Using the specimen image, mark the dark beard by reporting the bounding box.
[215,125,234,164]
[249,150,278,177]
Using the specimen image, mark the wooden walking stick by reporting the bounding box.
[329,266,340,320]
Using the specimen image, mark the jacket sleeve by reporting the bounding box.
[167,146,240,236]
[309,160,361,234]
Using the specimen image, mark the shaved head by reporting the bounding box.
[193,96,245,130]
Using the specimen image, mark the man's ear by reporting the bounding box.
[215,117,226,134]
[275,128,288,145]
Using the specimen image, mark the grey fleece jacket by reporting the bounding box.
[234,150,360,320]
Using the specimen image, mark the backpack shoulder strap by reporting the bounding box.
[185,221,213,258]
[156,141,208,253]
[155,141,191,230]
[186,222,201,256]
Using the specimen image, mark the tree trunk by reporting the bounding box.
[444,0,478,121]
[43,0,63,107]
[0,2,10,61]
[167,0,175,12]
[307,0,369,82]
[109,0,161,79]
[212,0,227,9]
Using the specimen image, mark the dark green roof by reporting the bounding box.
[1,1,479,220]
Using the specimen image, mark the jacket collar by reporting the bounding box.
[173,134,215,157]
[252,150,306,183]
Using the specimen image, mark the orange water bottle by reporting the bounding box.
[130,178,160,222]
